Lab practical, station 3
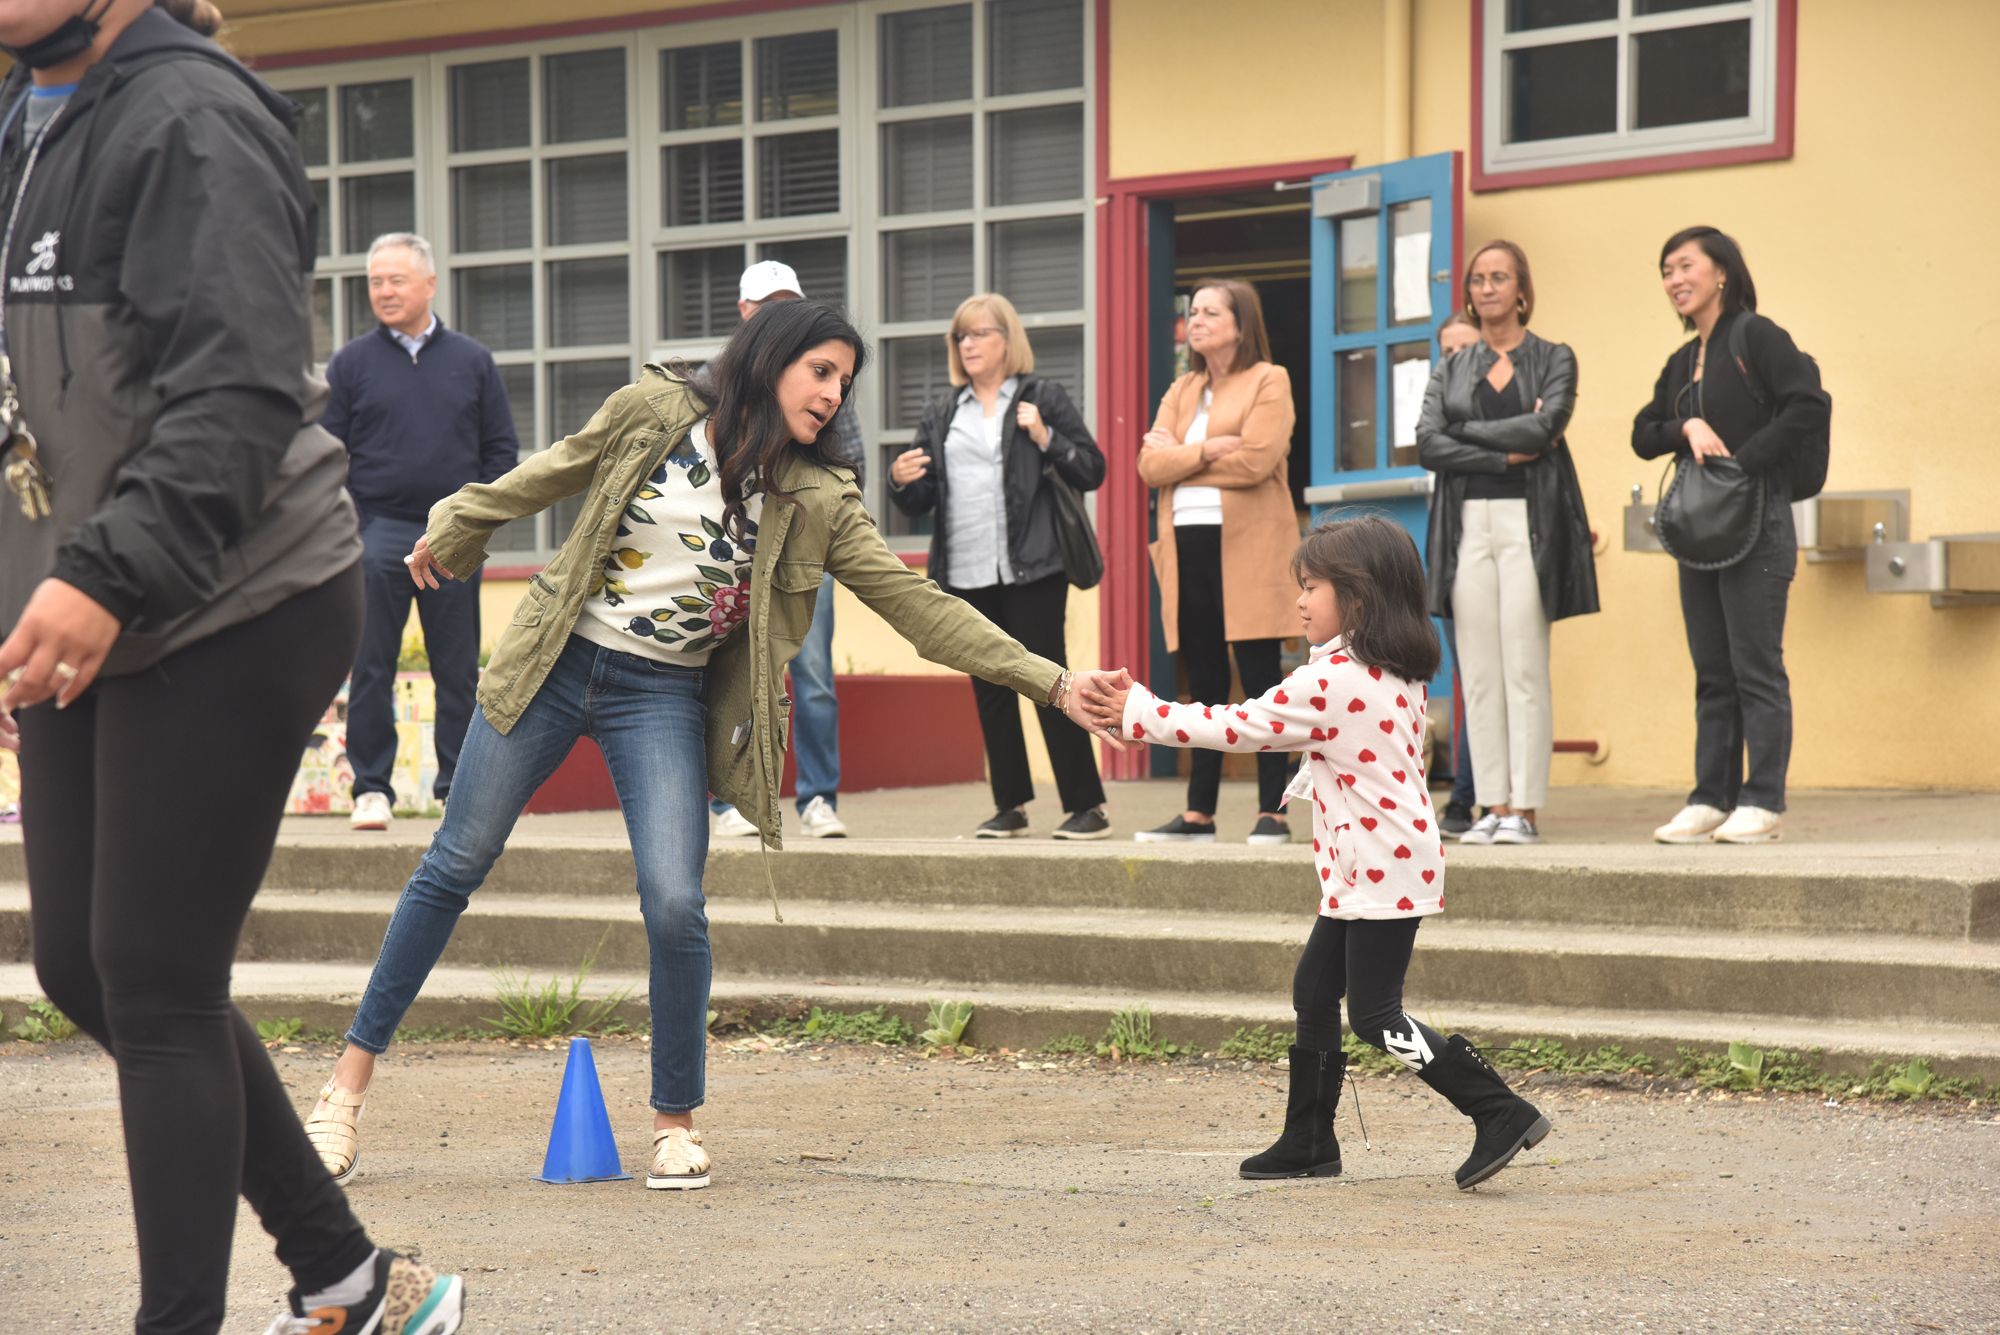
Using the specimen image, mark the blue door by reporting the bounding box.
[1306,152,1461,677]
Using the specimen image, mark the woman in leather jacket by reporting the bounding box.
[1416,241,1598,845]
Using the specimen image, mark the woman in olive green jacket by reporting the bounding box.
[304,302,1119,1192]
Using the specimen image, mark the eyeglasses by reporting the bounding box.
[954,326,1003,344]
[1466,274,1516,290]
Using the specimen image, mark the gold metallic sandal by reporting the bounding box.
[646,1126,710,1190]
[305,1081,365,1184]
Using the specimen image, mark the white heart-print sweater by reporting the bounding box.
[1121,637,1444,921]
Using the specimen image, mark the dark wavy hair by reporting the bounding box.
[1659,225,1758,332]
[681,300,866,542]
[1289,514,1439,683]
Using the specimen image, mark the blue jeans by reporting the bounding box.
[345,635,712,1112]
[710,571,839,818]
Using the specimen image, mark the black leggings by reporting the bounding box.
[1174,524,1292,814]
[1293,915,1448,1072]
[20,565,374,1335]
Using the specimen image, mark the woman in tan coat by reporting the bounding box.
[1136,280,1300,843]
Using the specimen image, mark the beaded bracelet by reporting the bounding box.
[1048,669,1073,714]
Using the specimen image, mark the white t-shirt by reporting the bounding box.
[572,418,765,664]
[1172,388,1222,526]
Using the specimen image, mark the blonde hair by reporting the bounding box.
[946,293,1034,386]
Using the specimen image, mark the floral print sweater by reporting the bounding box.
[573,418,765,664]
[1121,638,1444,920]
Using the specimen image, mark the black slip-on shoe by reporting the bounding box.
[974,808,1030,838]
[1133,815,1217,843]
[1439,802,1475,839]
[1246,815,1292,845]
[1052,809,1112,840]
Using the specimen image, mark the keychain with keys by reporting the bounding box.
[1,361,51,520]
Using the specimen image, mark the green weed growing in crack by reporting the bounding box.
[11,1000,78,1043]
[920,1000,975,1051]
[1218,1024,1294,1063]
[484,927,632,1040]
[1098,1005,1193,1061]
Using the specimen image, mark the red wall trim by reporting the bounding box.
[247,0,834,70]
[1468,0,1798,194]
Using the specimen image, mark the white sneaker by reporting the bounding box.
[1653,804,1729,844]
[1490,814,1540,844]
[1457,812,1503,845]
[349,791,392,832]
[1714,806,1783,843]
[712,806,759,838]
[798,795,848,839]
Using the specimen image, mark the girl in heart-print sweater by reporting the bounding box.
[1085,515,1551,1192]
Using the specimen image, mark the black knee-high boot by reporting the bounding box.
[1239,1047,1343,1179]
[1416,1034,1553,1189]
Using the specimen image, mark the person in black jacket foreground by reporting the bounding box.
[1416,241,1599,847]
[0,2,461,1332]
[1634,226,1831,846]
[889,293,1109,839]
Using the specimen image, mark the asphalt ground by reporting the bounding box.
[4,1034,1997,1334]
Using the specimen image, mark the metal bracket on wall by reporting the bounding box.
[1797,489,1909,563]
[1865,528,2000,607]
[1623,483,1665,553]
[1312,174,1381,219]
[1302,473,1434,505]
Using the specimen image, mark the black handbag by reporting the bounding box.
[1653,453,1764,570]
[1021,381,1104,589]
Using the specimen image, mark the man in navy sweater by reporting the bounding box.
[322,232,518,830]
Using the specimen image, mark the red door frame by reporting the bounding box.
[1092,153,1350,779]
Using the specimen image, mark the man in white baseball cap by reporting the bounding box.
[710,258,865,840]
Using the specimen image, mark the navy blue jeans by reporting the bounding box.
[345,635,712,1111]
[349,513,481,803]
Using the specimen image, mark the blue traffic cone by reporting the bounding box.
[534,1037,631,1183]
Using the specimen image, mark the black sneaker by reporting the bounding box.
[1052,809,1112,840]
[975,808,1030,838]
[1246,815,1292,846]
[1440,802,1475,839]
[1133,814,1217,843]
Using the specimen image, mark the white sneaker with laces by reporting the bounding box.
[1490,814,1540,844]
[1458,812,1503,845]
[712,806,758,838]
[1714,805,1783,843]
[349,791,392,832]
[1653,803,1729,844]
[798,795,848,838]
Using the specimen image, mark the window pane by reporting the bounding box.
[884,335,953,429]
[883,116,972,214]
[883,226,972,322]
[1028,324,1083,401]
[452,162,531,252]
[1505,0,1615,31]
[343,275,374,342]
[549,359,632,542]
[1338,347,1377,472]
[1338,215,1377,334]
[341,173,415,255]
[662,140,744,226]
[545,49,627,144]
[1389,342,1430,467]
[548,257,629,346]
[760,236,847,309]
[449,58,530,152]
[660,245,744,340]
[1635,0,1727,11]
[547,153,628,245]
[991,216,1082,313]
[309,178,330,257]
[1635,20,1752,129]
[454,264,534,351]
[757,131,840,217]
[1506,38,1616,142]
[756,31,838,121]
[286,88,328,166]
[310,277,333,362]
[989,104,1083,206]
[340,80,413,162]
[489,362,539,552]
[1389,198,1432,327]
[663,41,743,130]
[989,0,1083,96]
[882,5,972,106]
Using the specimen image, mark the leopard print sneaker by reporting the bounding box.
[263,1250,464,1335]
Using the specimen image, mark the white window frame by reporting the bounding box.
[278,0,1095,562]
[1481,0,1777,179]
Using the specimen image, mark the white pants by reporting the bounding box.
[1452,498,1551,810]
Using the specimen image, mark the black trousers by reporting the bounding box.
[1174,524,1292,814]
[946,572,1107,814]
[1677,494,1795,813]
[349,513,482,802]
[1293,914,1448,1072]
[20,565,375,1335]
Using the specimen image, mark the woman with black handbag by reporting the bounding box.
[888,293,1111,839]
[1634,226,1831,845]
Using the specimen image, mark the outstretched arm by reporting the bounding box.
[1084,671,1330,754]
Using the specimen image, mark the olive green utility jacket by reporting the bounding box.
[424,366,1064,849]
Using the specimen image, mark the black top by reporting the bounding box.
[1631,310,1830,479]
[1463,374,1527,500]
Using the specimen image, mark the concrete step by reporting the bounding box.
[5,962,1996,1083]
